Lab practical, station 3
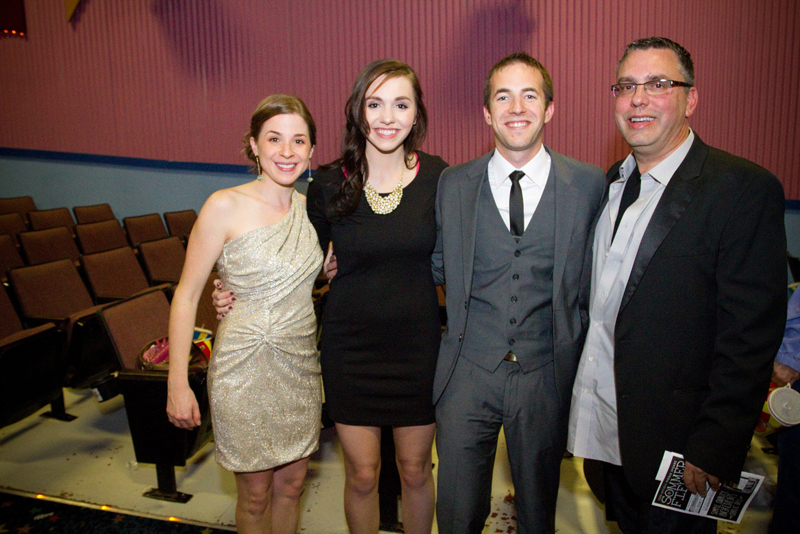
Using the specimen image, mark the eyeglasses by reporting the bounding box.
[611,79,694,98]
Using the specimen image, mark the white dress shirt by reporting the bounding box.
[567,131,695,464]
[487,146,551,231]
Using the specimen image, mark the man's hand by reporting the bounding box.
[211,279,235,319]
[683,461,721,498]
[772,361,800,387]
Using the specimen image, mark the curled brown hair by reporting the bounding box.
[243,94,316,175]
[328,59,428,217]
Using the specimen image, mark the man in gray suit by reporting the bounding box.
[432,52,605,534]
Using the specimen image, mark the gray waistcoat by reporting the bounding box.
[461,173,556,373]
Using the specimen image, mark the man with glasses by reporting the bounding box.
[568,37,787,533]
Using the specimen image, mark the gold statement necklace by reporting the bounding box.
[364,165,405,215]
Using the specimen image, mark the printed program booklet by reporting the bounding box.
[651,451,763,524]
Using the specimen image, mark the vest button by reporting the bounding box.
[512,273,519,280]
[514,250,521,257]
[509,338,515,346]
[509,318,516,325]
[511,295,518,303]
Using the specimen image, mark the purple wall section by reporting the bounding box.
[1,0,798,196]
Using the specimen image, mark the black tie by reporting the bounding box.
[612,167,641,241]
[509,170,525,242]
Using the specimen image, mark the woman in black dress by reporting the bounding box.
[308,60,447,534]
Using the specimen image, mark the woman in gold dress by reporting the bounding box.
[167,94,323,534]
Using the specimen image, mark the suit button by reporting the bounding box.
[514,250,521,257]
[459,334,463,342]
[511,296,518,303]
[512,274,519,280]
[510,318,516,325]
[509,339,515,346]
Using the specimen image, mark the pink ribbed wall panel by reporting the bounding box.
[1,0,798,196]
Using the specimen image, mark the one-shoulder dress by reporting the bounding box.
[307,152,449,427]
[209,190,323,472]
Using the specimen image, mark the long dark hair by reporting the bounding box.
[327,59,428,217]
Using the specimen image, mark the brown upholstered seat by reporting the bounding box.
[0,234,25,282]
[123,213,168,248]
[102,287,214,501]
[163,209,198,243]
[72,203,115,224]
[138,236,186,285]
[0,196,36,226]
[80,246,153,303]
[19,226,81,266]
[6,258,117,388]
[99,288,171,370]
[28,207,76,235]
[74,219,128,254]
[0,285,73,427]
[0,212,28,246]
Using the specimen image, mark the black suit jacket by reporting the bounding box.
[612,135,787,500]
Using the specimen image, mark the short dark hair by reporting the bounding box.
[618,37,695,86]
[483,52,554,109]
[243,94,316,174]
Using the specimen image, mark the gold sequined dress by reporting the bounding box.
[210,190,323,472]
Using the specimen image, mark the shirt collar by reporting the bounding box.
[489,145,550,188]
[619,129,695,186]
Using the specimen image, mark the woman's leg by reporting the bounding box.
[271,456,311,534]
[336,423,382,534]
[234,469,273,534]
[393,423,436,534]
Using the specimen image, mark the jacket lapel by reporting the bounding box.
[618,136,709,314]
[459,152,492,300]
[549,149,579,303]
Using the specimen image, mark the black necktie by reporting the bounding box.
[509,170,525,242]
[612,167,641,241]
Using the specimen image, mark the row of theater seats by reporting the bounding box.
[0,196,214,502]
[0,198,197,279]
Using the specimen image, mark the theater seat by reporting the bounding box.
[0,196,36,226]
[0,285,74,428]
[164,209,197,243]
[28,207,76,236]
[0,234,25,283]
[7,258,119,388]
[123,213,168,248]
[80,246,154,303]
[73,203,115,224]
[101,288,213,502]
[138,236,186,285]
[74,219,128,254]
[0,212,28,246]
[19,226,81,266]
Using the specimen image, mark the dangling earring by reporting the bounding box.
[308,158,312,182]
[255,155,262,180]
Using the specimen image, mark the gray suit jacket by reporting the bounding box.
[432,147,605,405]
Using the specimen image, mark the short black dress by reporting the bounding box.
[307,152,448,426]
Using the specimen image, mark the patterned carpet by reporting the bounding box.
[0,492,231,534]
